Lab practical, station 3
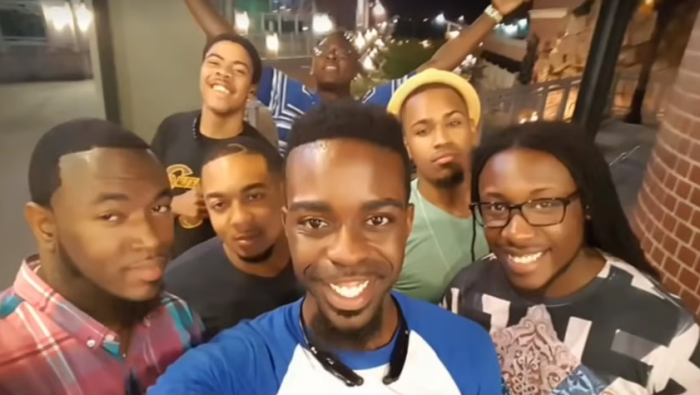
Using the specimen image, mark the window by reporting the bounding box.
[0,5,47,41]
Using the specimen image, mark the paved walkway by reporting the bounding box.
[0,81,657,288]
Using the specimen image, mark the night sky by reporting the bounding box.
[382,0,492,21]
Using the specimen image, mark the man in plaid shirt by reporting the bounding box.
[0,119,203,395]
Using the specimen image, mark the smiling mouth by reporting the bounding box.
[212,84,230,94]
[509,252,544,265]
[330,280,369,298]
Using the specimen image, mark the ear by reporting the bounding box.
[25,202,57,253]
[281,205,288,229]
[248,84,258,101]
[405,203,415,238]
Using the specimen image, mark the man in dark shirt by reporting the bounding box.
[165,136,301,341]
[151,33,272,257]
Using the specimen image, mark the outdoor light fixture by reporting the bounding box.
[312,14,334,35]
[44,4,72,31]
[75,3,92,32]
[235,11,250,34]
[372,2,386,18]
[435,13,446,24]
[266,33,280,53]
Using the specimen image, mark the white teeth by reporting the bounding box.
[330,281,369,298]
[213,85,230,94]
[508,252,544,265]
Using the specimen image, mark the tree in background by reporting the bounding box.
[625,0,694,124]
[518,35,539,85]
[381,39,442,80]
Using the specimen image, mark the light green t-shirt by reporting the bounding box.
[395,179,490,303]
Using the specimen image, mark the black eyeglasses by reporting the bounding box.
[471,192,579,229]
[313,46,355,59]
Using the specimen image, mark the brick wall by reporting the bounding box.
[632,12,700,316]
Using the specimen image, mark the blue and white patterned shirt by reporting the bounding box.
[257,67,413,153]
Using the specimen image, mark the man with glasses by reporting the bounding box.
[183,0,528,152]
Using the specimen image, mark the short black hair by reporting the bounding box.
[28,118,151,208]
[202,135,283,175]
[471,121,659,278]
[286,100,411,199]
[202,33,263,84]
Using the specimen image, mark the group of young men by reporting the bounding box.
[2,0,700,393]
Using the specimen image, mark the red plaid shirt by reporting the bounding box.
[0,257,203,395]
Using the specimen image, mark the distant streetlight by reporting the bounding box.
[266,33,280,54]
[312,13,334,35]
[235,11,250,34]
[75,3,93,32]
[435,13,446,24]
[372,2,386,18]
[44,4,72,31]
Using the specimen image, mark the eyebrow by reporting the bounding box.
[410,110,465,128]
[204,182,267,200]
[480,187,561,200]
[288,198,405,213]
[92,187,171,205]
[205,53,250,70]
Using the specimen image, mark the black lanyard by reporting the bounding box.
[299,298,410,387]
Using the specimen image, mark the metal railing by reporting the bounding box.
[478,70,675,129]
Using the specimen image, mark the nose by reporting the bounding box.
[432,124,449,147]
[228,201,254,228]
[326,226,370,267]
[215,66,232,79]
[501,213,536,243]
[133,217,163,253]
[326,48,338,60]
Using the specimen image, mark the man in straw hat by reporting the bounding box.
[387,69,487,304]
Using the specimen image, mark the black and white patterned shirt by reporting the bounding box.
[442,254,700,394]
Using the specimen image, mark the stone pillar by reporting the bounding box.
[632,11,700,316]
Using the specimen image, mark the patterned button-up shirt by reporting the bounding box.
[0,257,203,395]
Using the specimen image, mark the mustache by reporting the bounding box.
[305,262,390,282]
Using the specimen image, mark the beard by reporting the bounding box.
[54,241,159,324]
[433,167,465,189]
[309,301,384,351]
[238,243,275,265]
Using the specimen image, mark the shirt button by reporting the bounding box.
[86,339,96,348]
[105,334,115,342]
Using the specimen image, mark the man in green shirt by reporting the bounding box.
[387,70,489,303]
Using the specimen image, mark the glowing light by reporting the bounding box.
[435,13,446,24]
[44,4,72,31]
[446,30,459,39]
[312,13,334,35]
[75,3,92,32]
[372,2,386,18]
[518,18,527,27]
[519,112,539,124]
[354,34,366,50]
[362,56,375,70]
[265,33,280,53]
[420,40,431,48]
[235,11,250,34]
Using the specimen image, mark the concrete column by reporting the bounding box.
[91,0,205,139]
[632,11,700,316]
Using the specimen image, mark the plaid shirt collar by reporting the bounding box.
[13,255,152,350]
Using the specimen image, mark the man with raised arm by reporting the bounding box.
[183,0,528,150]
